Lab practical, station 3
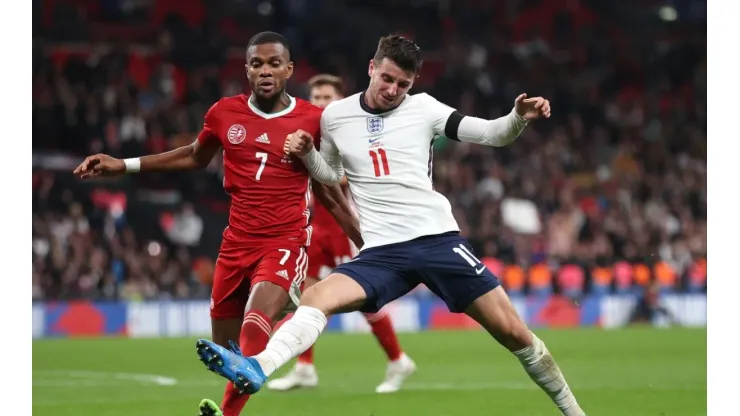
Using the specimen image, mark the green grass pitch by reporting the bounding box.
[33,328,706,415]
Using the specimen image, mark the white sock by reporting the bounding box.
[253,306,327,377]
[514,333,585,416]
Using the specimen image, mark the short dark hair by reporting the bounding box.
[307,74,343,94]
[247,31,291,58]
[373,35,422,73]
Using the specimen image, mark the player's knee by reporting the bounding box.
[298,282,340,315]
[247,282,293,322]
[303,276,320,290]
[363,310,387,322]
[496,314,533,352]
[298,284,323,307]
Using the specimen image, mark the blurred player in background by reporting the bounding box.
[74,32,361,416]
[196,35,586,416]
[266,74,416,394]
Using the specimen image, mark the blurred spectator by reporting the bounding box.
[165,203,204,248]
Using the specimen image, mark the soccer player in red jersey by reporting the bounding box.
[266,74,416,394]
[73,32,361,416]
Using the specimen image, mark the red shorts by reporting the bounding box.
[210,242,308,320]
[306,226,356,279]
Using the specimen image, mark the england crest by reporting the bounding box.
[366,116,384,134]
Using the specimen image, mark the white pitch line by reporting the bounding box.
[34,370,178,386]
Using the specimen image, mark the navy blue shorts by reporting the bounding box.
[333,232,500,313]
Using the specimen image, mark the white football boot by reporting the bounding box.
[375,353,417,393]
[265,362,319,391]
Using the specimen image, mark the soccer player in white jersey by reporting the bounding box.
[195,35,587,416]
[267,74,417,394]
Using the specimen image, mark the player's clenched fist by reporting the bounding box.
[514,93,551,120]
[285,129,315,157]
[73,153,126,179]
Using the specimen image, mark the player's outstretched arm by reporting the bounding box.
[73,139,221,179]
[455,94,551,147]
[286,129,344,185]
[311,179,364,249]
[421,92,550,148]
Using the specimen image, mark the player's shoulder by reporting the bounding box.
[321,92,363,121]
[409,92,441,108]
[292,97,323,118]
[208,94,248,114]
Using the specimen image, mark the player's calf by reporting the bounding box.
[466,287,586,416]
[266,277,322,392]
[221,281,292,414]
[253,273,368,377]
[363,311,417,393]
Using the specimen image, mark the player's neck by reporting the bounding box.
[361,91,383,114]
[250,92,291,114]
[361,91,400,115]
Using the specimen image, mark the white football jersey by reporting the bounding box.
[319,92,460,250]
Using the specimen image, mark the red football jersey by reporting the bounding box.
[310,184,352,235]
[197,94,322,245]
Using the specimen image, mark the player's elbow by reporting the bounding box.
[489,135,519,147]
[188,144,212,170]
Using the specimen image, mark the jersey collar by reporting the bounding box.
[359,91,405,115]
[247,94,297,119]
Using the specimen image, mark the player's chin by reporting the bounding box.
[254,85,280,99]
[378,95,400,110]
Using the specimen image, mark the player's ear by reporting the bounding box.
[368,59,375,77]
[286,61,294,79]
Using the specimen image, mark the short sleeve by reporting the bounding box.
[415,93,457,136]
[197,100,222,146]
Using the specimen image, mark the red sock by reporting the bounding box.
[297,345,314,364]
[221,310,273,416]
[365,312,403,361]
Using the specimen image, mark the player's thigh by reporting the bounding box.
[210,254,252,321]
[418,234,501,313]
[251,244,308,315]
[323,250,416,315]
[465,286,532,351]
[299,272,369,315]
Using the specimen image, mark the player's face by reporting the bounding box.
[245,43,294,99]
[309,85,343,108]
[367,58,415,110]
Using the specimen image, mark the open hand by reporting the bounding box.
[284,129,315,157]
[514,94,551,120]
[73,153,126,179]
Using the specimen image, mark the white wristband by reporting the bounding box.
[124,158,141,173]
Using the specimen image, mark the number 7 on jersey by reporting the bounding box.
[369,148,390,177]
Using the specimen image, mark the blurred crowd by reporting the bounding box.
[32,0,706,301]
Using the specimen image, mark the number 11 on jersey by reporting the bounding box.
[369,148,390,177]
